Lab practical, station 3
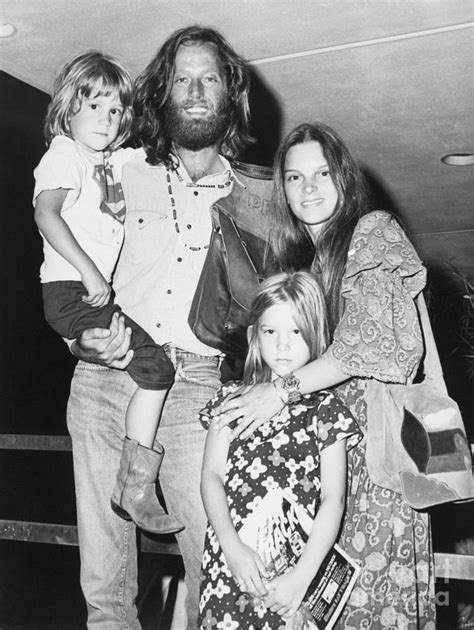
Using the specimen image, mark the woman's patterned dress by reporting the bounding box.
[326,211,437,629]
[198,388,361,630]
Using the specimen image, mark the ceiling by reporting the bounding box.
[1,0,473,282]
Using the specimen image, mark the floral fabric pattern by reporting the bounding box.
[198,386,361,629]
[326,212,436,628]
[328,211,426,384]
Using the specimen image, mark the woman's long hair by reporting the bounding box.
[270,122,369,333]
[44,51,133,150]
[244,271,329,384]
[133,26,253,166]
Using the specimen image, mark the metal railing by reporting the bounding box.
[0,433,180,556]
[1,433,473,580]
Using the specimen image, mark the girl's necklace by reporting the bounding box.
[165,168,232,251]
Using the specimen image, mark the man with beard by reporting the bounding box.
[67,26,273,629]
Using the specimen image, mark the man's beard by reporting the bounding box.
[163,95,230,152]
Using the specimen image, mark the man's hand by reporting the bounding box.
[71,312,134,369]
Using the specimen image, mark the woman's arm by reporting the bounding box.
[201,420,268,597]
[217,355,349,439]
[219,213,426,439]
[35,189,111,307]
[264,438,347,619]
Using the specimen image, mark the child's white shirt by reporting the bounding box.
[33,135,137,283]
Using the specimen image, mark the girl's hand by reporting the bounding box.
[224,541,268,598]
[216,382,285,440]
[81,267,112,308]
[264,569,309,619]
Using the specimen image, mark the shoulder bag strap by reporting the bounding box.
[416,293,448,394]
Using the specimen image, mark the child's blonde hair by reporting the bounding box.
[44,51,133,150]
[244,271,329,384]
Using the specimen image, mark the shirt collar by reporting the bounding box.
[174,154,246,190]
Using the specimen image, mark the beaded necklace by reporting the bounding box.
[165,167,232,251]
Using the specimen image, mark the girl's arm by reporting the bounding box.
[217,356,348,439]
[201,420,268,597]
[34,189,111,307]
[264,438,347,619]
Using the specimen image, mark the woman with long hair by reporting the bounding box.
[217,122,436,628]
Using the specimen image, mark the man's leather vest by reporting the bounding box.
[188,162,276,360]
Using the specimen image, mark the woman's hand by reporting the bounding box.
[224,541,268,598]
[71,312,134,369]
[216,382,285,440]
[264,569,309,619]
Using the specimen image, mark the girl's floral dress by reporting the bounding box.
[198,387,361,630]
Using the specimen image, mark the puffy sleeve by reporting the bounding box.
[33,137,85,208]
[325,211,426,384]
[199,381,242,430]
[307,391,362,452]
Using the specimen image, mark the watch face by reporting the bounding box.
[283,374,300,390]
[281,374,301,405]
[284,376,299,389]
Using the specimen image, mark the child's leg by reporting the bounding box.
[106,312,179,534]
[111,387,184,535]
[42,285,181,535]
[125,387,167,447]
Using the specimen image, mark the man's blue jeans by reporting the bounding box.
[67,348,221,629]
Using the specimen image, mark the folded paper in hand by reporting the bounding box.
[238,488,360,629]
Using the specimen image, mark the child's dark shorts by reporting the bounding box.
[42,280,174,390]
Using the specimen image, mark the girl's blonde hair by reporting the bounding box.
[243,271,329,384]
[44,51,133,150]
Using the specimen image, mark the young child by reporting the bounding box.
[33,51,182,534]
[198,271,361,628]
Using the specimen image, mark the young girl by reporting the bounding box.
[216,122,439,627]
[198,272,361,628]
[33,51,182,534]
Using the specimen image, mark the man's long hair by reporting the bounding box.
[133,26,253,166]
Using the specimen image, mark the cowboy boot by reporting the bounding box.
[111,437,184,534]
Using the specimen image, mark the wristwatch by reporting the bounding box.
[274,372,302,405]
